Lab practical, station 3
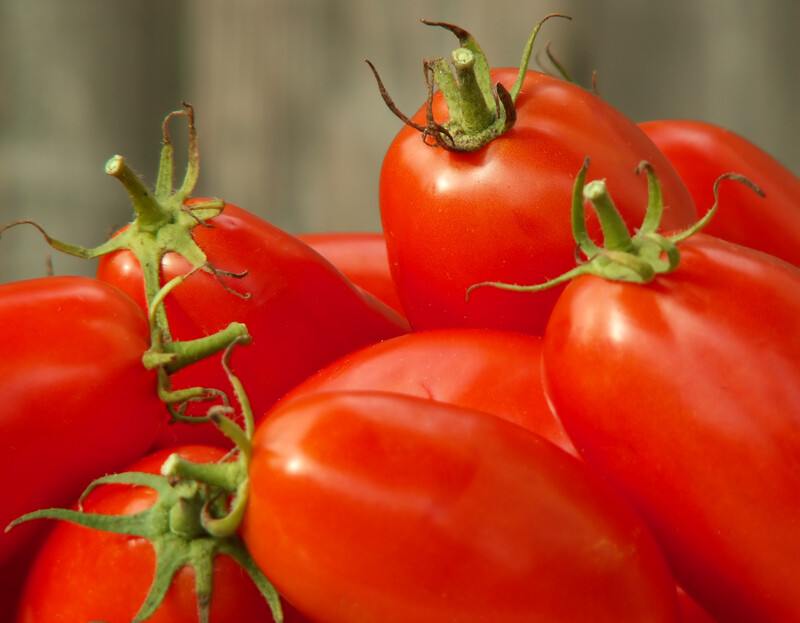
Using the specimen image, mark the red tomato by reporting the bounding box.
[298,231,404,314]
[97,202,408,447]
[0,551,36,623]
[640,120,800,265]
[280,328,575,455]
[14,446,308,623]
[0,276,162,566]
[677,588,718,623]
[380,68,696,334]
[244,391,680,623]
[542,234,800,622]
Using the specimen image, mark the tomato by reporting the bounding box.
[280,328,575,455]
[97,202,408,447]
[640,120,800,265]
[380,67,696,334]
[13,445,308,623]
[542,234,800,622]
[0,276,162,566]
[298,231,404,314]
[244,391,680,623]
[0,551,36,623]
[677,588,717,623]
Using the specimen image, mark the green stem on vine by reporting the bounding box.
[105,155,168,232]
[510,13,571,102]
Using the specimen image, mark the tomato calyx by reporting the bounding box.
[0,104,250,420]
[536,40,600,95]
[368,13,570,152]
[5,343,281,623]
[467,158,764,296]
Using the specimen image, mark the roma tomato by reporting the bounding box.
[98,202,408,447]
[298,231,404,314]
[0,276,162,566]
[543,234,800,622]
[640,120,800,265]
[244,391,680,623]
[379,24,695,334]
[14,446,308,623]
[280,328,575,455]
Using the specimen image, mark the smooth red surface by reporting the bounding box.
[298,231,404,314]
[380,68,696,334]
[0,276,162,566]
[542,235,800,622]
[14,446,307,623]
[678,587,718,623]
[640,120,800,265]
[97,203,408,447]
[280,328,575,455]
[244,391,679,623]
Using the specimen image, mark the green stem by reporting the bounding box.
[177,103,201,200]
[583,180,634,252]
[163,322,250,374]
[637,162,665,235]
[571,158,601,258]
[451,48,495,133]
[510,13,572,102]
[105,156,169,232]
[168,493,205,539]
[161,454,243,492]
[210,411,252,461]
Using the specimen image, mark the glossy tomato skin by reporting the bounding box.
[97,203,408,447]
[542,234,800,622]
[0,276,162,566]
[280,328,575,455]
[244,391,680,623]
[380,68,696,334]
[298,231,404,314]
[14,446,307,623]
[640,120,800,265]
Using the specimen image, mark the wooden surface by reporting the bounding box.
[1,0,798,281]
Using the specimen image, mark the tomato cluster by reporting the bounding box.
[2,15,799,623]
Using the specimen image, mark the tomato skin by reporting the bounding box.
[14,446,307,623]
[542,234,800,622]
[677,588,718,623]
[0,551,36,623]
[380,68,696,334]
[640,120,800,265]
[97,203,409,447]
[0,276,162,566]
[244,391,680,623]
[280,328,575,455]
[298,231,404,314]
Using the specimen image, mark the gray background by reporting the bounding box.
[1,0,798,282]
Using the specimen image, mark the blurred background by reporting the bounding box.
[1,0,798,281]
